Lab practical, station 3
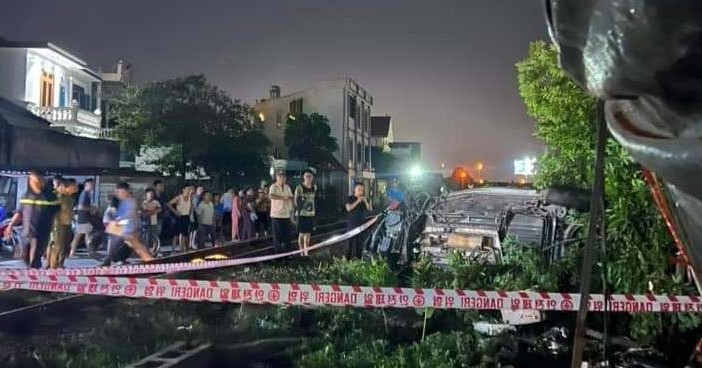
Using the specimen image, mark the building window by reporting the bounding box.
[348,95,357,119]
[72,85,91,110]
[356,142,362,166]
[347,139,353,164]
[276,110,282,129]
[40,72,54,107]
[289,98,303,116]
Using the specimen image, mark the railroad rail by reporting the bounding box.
[0,220,349,332]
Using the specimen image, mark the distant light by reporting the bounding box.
[258,112,265,121]
[440,162,446,169]
[476,162,484,171]
[460,171,467,178]
[288,114,296,121]
[409,165,422,179]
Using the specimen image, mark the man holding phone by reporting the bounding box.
[345,182,372,259]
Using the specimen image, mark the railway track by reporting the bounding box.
[0,220,348,333]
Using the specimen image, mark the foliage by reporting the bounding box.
[111,75,270,186]
[516,41,701,340]
[283,113,339,168]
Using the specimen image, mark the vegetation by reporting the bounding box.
[284,113,339,168]
[111,75,270,187]
[516,40,701,342]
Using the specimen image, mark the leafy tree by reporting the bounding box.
[111,75,269,186]
[283,113,338,167]
[517,41,700,342]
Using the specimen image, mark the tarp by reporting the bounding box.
[545,0,702,282]
[0,96,119,169]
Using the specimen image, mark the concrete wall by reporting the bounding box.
[0,48,27,102]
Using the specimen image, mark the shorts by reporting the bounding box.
[298,216,314,233]
[175,215,190,236]
[74,223,93,235]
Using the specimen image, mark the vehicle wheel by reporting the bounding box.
[87,232,108,262]
[149,237,161,256]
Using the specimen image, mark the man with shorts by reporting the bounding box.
[294,169,317,256]
[106,182,153,262]
[70,178,95,257]
[167,186,193,252]
[49,178,77,268]
[269,171,294,253]
[3,171,59,268]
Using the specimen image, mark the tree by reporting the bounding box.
[111,75,269,186]
[517,41,700,342]
[283,113,339,167]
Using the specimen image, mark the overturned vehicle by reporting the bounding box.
[419,187,585,266]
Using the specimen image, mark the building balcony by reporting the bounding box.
[28,103,102,138]
[99,128,117,140]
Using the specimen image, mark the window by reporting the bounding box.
[276,110,282,129]
[72,85,91,110]
[348,95,357,119]
[347,139,353,164]
[356,142,362,165]
[40,71,54,107]
[289,98,303,116]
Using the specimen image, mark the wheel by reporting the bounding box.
[87,232,109,262]
[149,237,161,256]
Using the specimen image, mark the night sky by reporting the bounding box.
[1,0,548,180]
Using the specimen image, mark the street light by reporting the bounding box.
[409,165,422,180]
[476,161,484,171]
[258,112,265,122]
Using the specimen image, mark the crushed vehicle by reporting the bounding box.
[419,187,582,266]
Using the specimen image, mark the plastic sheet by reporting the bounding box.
[545,0,702,278]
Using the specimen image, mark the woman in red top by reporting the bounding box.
[230,190,242,241]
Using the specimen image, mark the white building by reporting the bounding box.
[0,36,103,138]
[370,115,394,150]
[254,78,375,194]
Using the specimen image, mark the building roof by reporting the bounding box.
[371,116,391,137]
[0,37,100,79]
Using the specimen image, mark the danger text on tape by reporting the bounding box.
[2,275,701,314]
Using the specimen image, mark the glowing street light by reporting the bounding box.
[476,161,484,171]
[440,162,446,169]
[257,112,265,122]
[409,165,423,179]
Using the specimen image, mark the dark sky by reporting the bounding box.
[1,0,548,180]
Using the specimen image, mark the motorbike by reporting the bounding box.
[0,218,22,259]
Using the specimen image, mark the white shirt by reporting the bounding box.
[269,183,293,219]
[221,192,233,211]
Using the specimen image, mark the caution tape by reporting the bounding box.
[0,274,700,313]
[0,216,379,278]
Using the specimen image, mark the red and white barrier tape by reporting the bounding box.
[0,216,379,278]
[1,274,700,313]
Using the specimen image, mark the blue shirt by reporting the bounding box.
[116,197,138,236]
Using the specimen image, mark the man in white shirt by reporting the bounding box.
[269,171,294,253]
[220,188,233,240]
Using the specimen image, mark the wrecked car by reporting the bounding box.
[418,187,580,266]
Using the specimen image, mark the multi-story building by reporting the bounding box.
[254,78,375,195]
[0,36,103,138]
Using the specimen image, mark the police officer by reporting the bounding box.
[49,178,77,268]
[3,171,59,268]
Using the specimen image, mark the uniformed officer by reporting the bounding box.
[49,178,77,268]
[3,171,59,268]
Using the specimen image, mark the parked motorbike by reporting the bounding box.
[0,218,22,259]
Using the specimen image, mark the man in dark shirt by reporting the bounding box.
[153,179,167,240]
[345,182,372,259]
[70,178,95,257]
[49,178,77,269]
[3,171,59,268]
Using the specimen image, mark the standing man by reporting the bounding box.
[195,191,215,249]
[141,188,162,253]
[167,186,193,252]
[153,180,167,242]
[3,171,59,268]
[49,178,77,268]
[255,188,271,237]
[70,178,95,258]
[221,188,233,240]
[106,182,153,262]
[345,182,372,259]
[269,171,294,253]
[294,170,317,256]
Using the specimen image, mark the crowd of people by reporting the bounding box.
[1,167,376,269]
